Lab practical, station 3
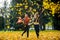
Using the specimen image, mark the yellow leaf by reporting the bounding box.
[19,3,23,6]
[25,5,28,9]
[33,9,36,12]
[7,26,10,28]
[16,3,19,6]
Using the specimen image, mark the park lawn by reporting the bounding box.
[0,30,60,40]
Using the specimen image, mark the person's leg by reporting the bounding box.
[22,26,27,36]
[34,25,39,38]
[26,25,30,37]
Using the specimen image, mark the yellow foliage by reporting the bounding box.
[25,0,27,2]
[16,3,20,7]
[0,31,60,40]
[43,0,60,15]
[31,11,34,14]
[19,3,23,6]
[18,11,22,15]
[25,5,28,9]
[33,9,36,12]
[7,20,9,23]
[7,26,10,29]
[26,2,28,5]
[16,3,23,7]
[11,8,14,11]
[19,8,23,11]
[43,2,50,9]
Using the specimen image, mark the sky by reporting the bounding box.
[0,0,12,8]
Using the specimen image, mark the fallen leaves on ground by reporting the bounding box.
[0,30,60,40]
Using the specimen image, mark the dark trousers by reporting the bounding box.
[22,25,30,37]
[34,25,39,38]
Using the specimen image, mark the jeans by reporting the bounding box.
[34,25,39,38]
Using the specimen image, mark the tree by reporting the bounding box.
[53,10,60,30]
[51,0,60,3]
[3,1,8,30]
[10,0,41,30]
[50,0,60,30]
[0,13,4,30]
[39,9,52,30]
